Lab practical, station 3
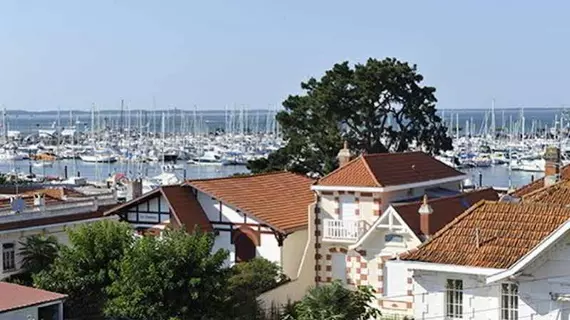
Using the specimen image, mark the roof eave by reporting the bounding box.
[188,186,289,235]
[388,259,504,276]
[312,175,467,193]
[486,218,570,284]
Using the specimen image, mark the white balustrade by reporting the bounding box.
[323,219,363,242]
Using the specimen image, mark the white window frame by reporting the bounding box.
[501,283,518,320]
[384,233,405,247]
[2,242,16,272]
[445,279,463,319]
[339,194,357,220]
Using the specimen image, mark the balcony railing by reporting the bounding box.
[323,219,369,242]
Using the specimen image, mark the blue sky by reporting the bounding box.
[0,1,569,111]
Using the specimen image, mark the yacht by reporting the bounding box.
[188,151,225,166]
[80,154,118,163]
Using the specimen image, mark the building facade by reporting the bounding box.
[310,149,473,316]
[0,186,118,280]
[105,172,316,278]
[397,178,570,320]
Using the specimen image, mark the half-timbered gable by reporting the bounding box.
[106,172,316,277]
[104,185,212,235]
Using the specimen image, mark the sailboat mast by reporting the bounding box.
[491,99,496,138]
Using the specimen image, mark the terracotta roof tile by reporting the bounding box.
[401,201,570,269]
[104,186,212,233]
[160,185,212,232]
[187,172,315,233]
[522,180,570,206]
[394,188,499,238]
[511,164,570,197]
[318,152,464,187]
[0,282,66,313]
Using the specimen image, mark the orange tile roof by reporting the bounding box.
[187,172,315,233]
[318,152,464,187]
[160,185,212,232]
[511,164,570,197]
[401,201,570,269]
[0,282,66,313]
[105,186,212,233]
[394,188,499,238]
[521,180,570,206]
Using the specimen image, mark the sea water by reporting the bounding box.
[1,107,560,187]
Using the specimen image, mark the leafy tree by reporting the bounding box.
[4,234,61,286]
[33,220,134,320]
[104,228,230,320]
[19,234,60,275]
[227,258,288,319]
[284,281,380,320]
[249,57,452,175]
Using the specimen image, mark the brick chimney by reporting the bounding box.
[544,146,561,187]
[337,141,351,167]
[419,194,433,239]
[127,179,143,201]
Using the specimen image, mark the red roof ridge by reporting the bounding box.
[521,179,570,200]
[401,200,490,257]
[401,200,570,261]
[186,170,313,184]
[361,156,381,186]
[362,151,424,158]
[396,188,496,206]
[317,155,374,184]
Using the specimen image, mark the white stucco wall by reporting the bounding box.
[412,233,570,320]
[0,216,115,280]
[281,229,308,278]
[259,203,316,310]
[0,301,62,320]
[196,190,283,268]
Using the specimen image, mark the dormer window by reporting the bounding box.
[385,234,404,244]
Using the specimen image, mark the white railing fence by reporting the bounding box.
[323,219,369,241]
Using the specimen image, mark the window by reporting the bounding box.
[501,283,518,320]
[339,194,357,220]
[445,279,463,319]
[331,253,347,283]
[385,234,404,244]
[2,243,15,271]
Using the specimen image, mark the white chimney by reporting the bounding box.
[337,141,352,167]
[33,193,45,210]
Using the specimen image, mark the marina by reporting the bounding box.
[0,105,568,190]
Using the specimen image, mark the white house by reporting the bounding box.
[0,186,118,280]
[308,145,490,316]
[393,174,570,320]
[105,172,316,279]
[0,281,66,320]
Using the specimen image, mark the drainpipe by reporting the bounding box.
[313,192,321,287]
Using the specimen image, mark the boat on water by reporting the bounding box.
[80,154,118,163]
[188,151,225,166]
[0,152,27,161]
[32,161,54,168]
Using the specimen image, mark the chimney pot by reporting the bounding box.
[419,194,433,239]
[337,141,352,167]
[544,146,561,187]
